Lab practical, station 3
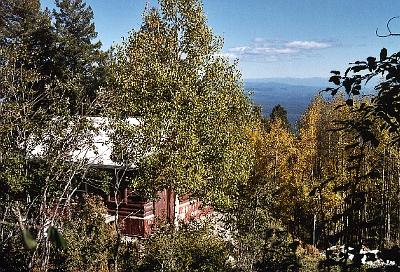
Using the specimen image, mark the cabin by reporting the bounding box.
[66,117,208,236]
[104,188,206,236]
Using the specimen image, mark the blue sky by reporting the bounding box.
[41,0,400,79]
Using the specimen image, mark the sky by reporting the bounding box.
[40,0,400,79]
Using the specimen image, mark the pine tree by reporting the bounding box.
[270,104,291,131]
[0,0,55,93]
[53,0,105,114]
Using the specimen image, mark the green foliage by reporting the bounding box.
[137,223,234,272]
[252,227,300,272]
[53,0,106,114]
[106,0,255,208]
[298,252,321,272]
[52,194,116,272]
[8,1,400,272]
[47,226,67,250]
[22,229,38,250]
[0,1,106,270]
[0,234,31,271]
[117,241,141,272]
[0,0,55,72]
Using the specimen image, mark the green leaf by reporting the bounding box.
[48,226,67,249]
[22,229,37,250]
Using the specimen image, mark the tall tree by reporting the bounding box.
[0,1,106,270]
[106,0,255,207]
[0,44,99,271]
[53,0,105,114]
[0,0,54,63]
[0,0,56,103]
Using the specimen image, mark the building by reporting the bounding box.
[64,117,208,236]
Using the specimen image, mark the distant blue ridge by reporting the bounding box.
[245,77,328,87]
[244,77,378,127]
[244,80,322,126]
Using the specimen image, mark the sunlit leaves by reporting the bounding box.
[324,48,400,146]
[106,0,254,208]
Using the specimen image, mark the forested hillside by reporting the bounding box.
[1,0,400,271]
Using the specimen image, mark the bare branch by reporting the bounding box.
[376,16,400,37]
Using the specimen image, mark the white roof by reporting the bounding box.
[31,117,141,168]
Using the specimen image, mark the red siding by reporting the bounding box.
[105,189,210,237]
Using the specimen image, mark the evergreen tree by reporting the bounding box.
[0,1,104,270]
[0,0,56,99]
[270,104,291,131]
[53,0,105,114]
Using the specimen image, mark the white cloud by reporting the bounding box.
[285,40,331,49]
[222,39,333,62]
[229,46,252,53]
[274,48,299,54]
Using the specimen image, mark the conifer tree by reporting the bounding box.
[53,0,105,114]
[0,0,55,96]
[270,104,291,131]
[0,1,104,270]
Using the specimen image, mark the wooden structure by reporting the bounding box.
[67,117,209,237]
[32,117,210,236]
[105,188,207,236]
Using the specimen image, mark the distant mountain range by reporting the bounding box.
[244,78,327,126]
[245,77,380,126]
[245,77,328,87]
